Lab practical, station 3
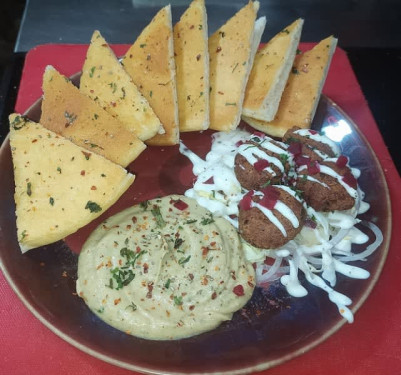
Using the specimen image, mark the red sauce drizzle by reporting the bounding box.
[239,191,254,210]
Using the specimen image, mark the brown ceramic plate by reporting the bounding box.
[0,89,391,374]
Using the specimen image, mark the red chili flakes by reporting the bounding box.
[126,224,132,230]
[90,89,94,93]
[196,54,201,61]
[233,285,245,296]
[189,305,195,311]
[335,155,348,168]
[288,141,302,156]
[111,102,117,107]
[211,292,217,300]
[132,216,137,224]
[173,199,188,210]
[136,246,142,253]
[32,139,37,143]
[188,273,194,281]
[143,263,149,274]
[80,170,86,176]
[114,298,121,305]
[204,176,214,184]
[259,186,280,210]
[239,190,254,211]
[253,159,269,172]
[91,185,97,190]
[202,246,209,257]
[216,46,222,53]
[146,282,154,299]
[307,160,320,175]
[342,171,357,189]
[190,24,194,29]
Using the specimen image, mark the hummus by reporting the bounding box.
[76,195,255,340]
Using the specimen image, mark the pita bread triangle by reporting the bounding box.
[242,18,304,121]
[208,1,265,132]
[40,66,146,167]
[174,0,209,132]
[243,36,338,138]
[9,114,135,253]
[122,5,179,146]
[80,30,163,141]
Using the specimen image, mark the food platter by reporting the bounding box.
[0,88,391,374]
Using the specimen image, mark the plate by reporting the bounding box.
[0,89,391,374]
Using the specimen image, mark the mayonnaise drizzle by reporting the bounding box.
[180,128,382,324]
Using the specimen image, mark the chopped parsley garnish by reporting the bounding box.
[64,111,77,126]
[281,28,290,34]
[291,67,300,75]
[198,24,203,30]
[151,205,166,228]
[184,219,197,224]
[165,279,171,289]
[140,43,147,48]
[260,180,271,188]
[26,182,32,196]
[140,200,149,211]
[20,230,27,241]
[108,82,117,93]
[89,66,96,77]
[296,48,302,55]
[57,167,62,173]
[126,302,137,311]
[121,87,126,99]
[178,255,191,265]
[201,214,215,225]
[225,102,237,106]
[11,115,26,130]
[174,238,184,249]
[174,295,183,306]
[280,153,289,163]
[49,197,55,206]
[85,201,102,213]
[110,267,135,290]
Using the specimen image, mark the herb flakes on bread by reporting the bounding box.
[243,36,338,138]
[174,0,209,132]
[80,30,162,142]
[242,18,304,122]
[122,5,179,146]
[208,1,266,132]
[40,66,146,167]
[9,114,135,253]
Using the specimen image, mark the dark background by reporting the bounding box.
[0,0,400,172]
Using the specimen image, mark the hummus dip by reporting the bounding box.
[76,195,255,340]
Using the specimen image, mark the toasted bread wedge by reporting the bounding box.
[122,5,179,146]
[40,66,146,167]
[208,1,265,132]
[9,114,135,253]
[242,18,304,121]
[80,30,162,141]
[243,36,338,138]
[174,0,209,132]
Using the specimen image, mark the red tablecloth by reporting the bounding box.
[1,43,400,375]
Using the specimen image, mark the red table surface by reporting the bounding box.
[1,43,400,375]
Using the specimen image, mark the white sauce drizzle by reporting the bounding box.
[180,128,382,324]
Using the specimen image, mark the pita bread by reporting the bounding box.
[40,66,146,167]
[9,114,135,253]
[242,19,304,121]
[80,30,162,141]
[122,5,179,146]
[243,36,338,138]
[208,1,265,132]
[174,0,209,132]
